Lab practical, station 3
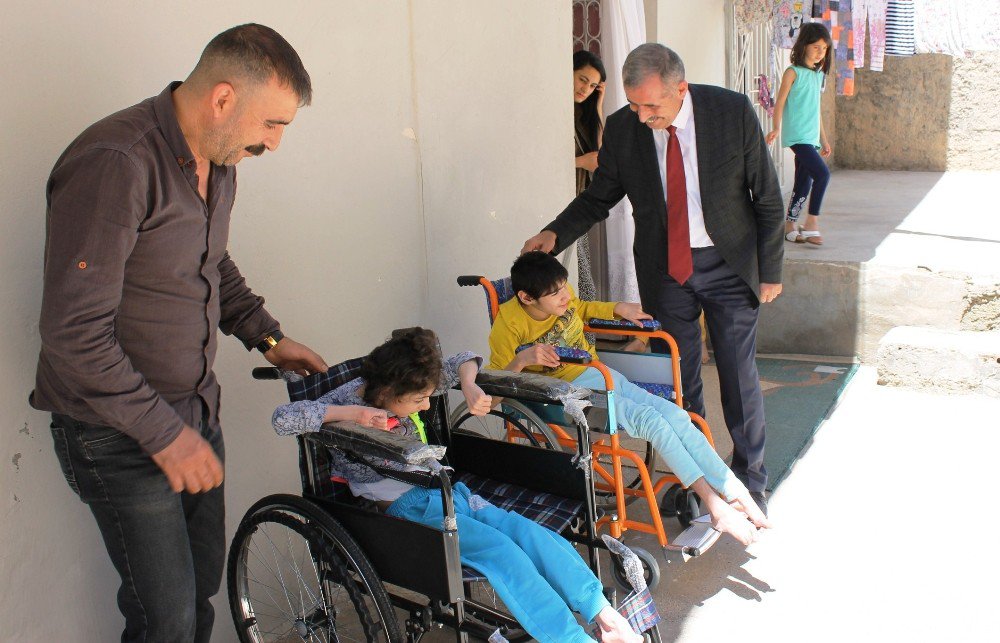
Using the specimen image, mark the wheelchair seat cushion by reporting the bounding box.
[455,472,583,534]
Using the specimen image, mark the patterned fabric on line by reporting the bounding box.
[885,0,915,56]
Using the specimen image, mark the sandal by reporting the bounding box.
[785,230,803,243]
[798,228,823,245]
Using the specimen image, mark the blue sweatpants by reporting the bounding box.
[572,366,747,501]
[387,482,608,643]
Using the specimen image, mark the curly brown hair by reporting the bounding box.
[360,327,442,407]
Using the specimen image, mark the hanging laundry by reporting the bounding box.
[756,74,775,117]
[853,0,889,71]
[774,0,814,48]
[818,0,856,95]
[885,0,916,57]
[735,0,775,34]
[915,0,1000,57]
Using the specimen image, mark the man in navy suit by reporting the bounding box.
[522,44,783,514]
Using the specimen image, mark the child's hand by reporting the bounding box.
[515,344,561,369]
[461,383,493,416]
[765,129,779,145]
[613,302,653,326]
[820,142,832,157]
[352,406,389,431]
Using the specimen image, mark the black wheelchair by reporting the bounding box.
[226,353,663,642]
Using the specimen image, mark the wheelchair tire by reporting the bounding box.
[676,489,702,528]
[228,494,402,643]
[449,399,569,452]
[610,545,661,592]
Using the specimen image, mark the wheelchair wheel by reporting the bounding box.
[675,489,702,528]
[610,545,661,592]
[228,494,401,642]
[449,399,568,452]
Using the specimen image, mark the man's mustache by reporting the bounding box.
[245,143,266,156]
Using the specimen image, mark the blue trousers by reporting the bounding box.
[387,483,608,643]
[786,143,831,221]
[572,367,746,501]
[49,410,224,642]
[648,246,768,492]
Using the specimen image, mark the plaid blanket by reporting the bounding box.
[456,471,582,534]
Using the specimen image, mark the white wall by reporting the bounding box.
[654,0,727,87]
[0,0,570,640]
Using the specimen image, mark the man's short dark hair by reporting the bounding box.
[511,251,569,300]
[196,23,312,106]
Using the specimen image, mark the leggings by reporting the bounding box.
[854,0,889,72]
[786,144,831,222]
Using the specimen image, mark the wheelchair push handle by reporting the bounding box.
[251,367,283,380]
[587,317,661,333]
[516,344,592,364]
[456,275,485,287]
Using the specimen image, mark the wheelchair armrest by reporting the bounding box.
[309,422,446,465]
[473,369,593,405]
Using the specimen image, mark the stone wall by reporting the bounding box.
[835,54,951,170]
[834,51,1000,171]
[948,51,1000,170]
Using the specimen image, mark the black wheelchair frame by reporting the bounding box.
[227,364,660,643]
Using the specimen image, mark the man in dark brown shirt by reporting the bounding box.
[33,24,326,641]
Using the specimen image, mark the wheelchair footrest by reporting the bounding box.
[665,515,721,559]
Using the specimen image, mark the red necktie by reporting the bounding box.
[665,125,693,285]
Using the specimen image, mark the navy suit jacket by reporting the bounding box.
[544,84,784,308]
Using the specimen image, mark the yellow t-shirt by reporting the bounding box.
[487,285,617,382]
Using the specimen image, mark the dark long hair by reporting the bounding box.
[573,50,607,152]
[790,23,833,74]
[360,328,442,407]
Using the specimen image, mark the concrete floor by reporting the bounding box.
[642,364,1000,643]
[758,170,1000,359]
[781,169,1000,269]
[421,360,1000,642]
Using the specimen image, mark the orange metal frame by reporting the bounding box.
[470,276,718,548]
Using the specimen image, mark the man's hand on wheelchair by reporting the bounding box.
[264,336,329,376]
[461,383,493,416]
[612,302,653,326]
[152,425,224,494]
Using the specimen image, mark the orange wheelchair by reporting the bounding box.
[456,275,723,558]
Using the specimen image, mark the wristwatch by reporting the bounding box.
[255,330,284,354]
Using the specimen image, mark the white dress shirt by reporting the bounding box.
[651,91,713,248]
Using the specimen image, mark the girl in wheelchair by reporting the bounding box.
[272,327,641,643]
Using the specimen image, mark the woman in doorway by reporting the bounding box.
[572,49,606,303]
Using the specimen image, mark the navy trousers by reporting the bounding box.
[786,143,831,221]
[648,246,767,492]
[49,407,225,642]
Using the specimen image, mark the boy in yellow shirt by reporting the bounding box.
[488,252,770,545]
